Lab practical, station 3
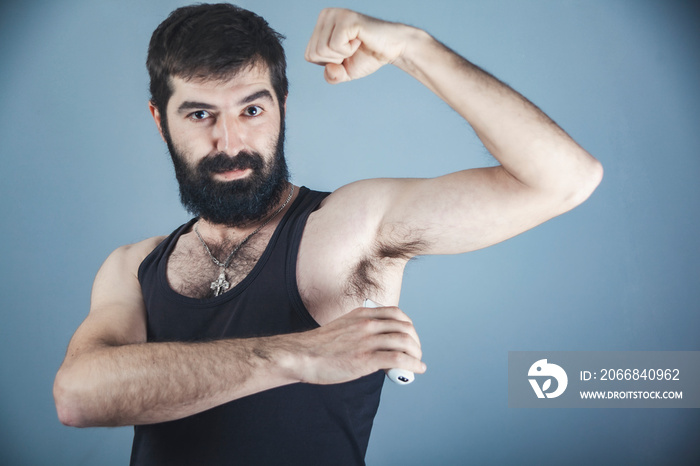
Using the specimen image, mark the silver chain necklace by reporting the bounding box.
[193,185,295,297]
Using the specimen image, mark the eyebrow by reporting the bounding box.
[176,101,216,114]
[176,89,274,114]
[239,89,274,106]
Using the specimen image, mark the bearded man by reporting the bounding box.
[54,3,602,465]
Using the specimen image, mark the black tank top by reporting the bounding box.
[131,187,384,466]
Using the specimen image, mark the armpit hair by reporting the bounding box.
[345,224,428,299]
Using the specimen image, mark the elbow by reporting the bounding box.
[578,157,604,203]
[55,404,85,428]
[53,369,93,428]
[561,156,604,211]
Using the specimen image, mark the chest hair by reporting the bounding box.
[167,230,271,300]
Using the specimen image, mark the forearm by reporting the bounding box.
[54,336,297,427]
[54,304,427,428]
[394,27,602,196]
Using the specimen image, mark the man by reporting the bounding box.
[53,3,602,465]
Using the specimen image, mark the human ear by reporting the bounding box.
[148,101,166,143]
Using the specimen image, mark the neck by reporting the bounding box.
[195,183,295,243]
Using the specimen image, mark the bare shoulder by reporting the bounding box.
[85,236,167,341]
[92,235,166,303]
[105,235,166,269]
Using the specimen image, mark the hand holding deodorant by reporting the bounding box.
[363,298,415,385]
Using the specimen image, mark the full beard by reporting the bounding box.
[165,122,289,227]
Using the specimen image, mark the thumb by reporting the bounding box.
[323,39,360,84]
[324,63,350,84]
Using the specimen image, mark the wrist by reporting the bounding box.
[260,334,307,384]
[391,26,434,74]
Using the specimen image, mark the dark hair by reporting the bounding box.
[147,3,288,118]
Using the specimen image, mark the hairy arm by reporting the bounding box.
[306,9,603,255]
[53,239,426,427]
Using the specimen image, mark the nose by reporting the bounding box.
[213,114,245,153]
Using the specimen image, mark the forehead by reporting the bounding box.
[167,63,276,110]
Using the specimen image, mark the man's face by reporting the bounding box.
[155,64,288,226]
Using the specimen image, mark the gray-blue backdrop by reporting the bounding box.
[1,0,698,464]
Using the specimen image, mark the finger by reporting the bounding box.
[306,13,347,64]
[402,322,422,348]
[327,23,361,57]
[375,351,427,375]
[366,332,422,361]
[351,316,422,356]
[357,305,421,346]
[307,32,353,65]
[374,315,422,349]
[304,9,329,59]
[324,63,350,84]
[319,41,362,81]
[306,11,362,66]
[304,15,328,63]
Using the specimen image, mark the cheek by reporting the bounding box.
[170,125,210,156]
[253,121,281,152]
[172,123,202,143]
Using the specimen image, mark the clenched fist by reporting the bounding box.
[305,8,414,83]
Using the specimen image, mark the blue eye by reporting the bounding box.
[244,105,263,117]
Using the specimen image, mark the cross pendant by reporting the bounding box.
[210,268,230,297]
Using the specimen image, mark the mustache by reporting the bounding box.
[197,151,264,175]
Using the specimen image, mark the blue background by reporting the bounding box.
[1,0,698,464]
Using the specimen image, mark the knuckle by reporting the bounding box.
[397,332,413,345]
[397,310,413,324]
[357,318,375,332]
[398,320,414,334]
[389,352,404,366]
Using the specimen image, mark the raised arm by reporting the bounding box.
[305,9,603,255]
[54,238,426,427]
